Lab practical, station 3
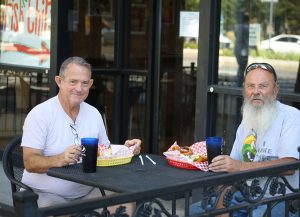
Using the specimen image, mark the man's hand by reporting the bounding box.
[209,155,242,173]
[124,139,141,155]
[62,145,84,165]
[209,155,297,174]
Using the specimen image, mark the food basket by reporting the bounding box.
[167,158,199,170]
[97,154,134,167]
[164,141,209,171]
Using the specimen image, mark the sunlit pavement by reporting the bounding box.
[0,161,13,206]
[183,49,299,80]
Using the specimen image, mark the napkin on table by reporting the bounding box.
[98,144,134,158]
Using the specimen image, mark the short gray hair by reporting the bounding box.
[59,57,91,77]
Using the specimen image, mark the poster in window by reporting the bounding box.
[0,0,51,69]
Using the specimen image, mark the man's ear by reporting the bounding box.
[55,76,62,87]
[89,79,94,88]
[274,83,279,96]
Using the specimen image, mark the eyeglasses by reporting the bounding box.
[70,124,86,154]
[70,124,80,145]
[245,63,277,82]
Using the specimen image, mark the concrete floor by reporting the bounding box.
[0,161,13,206]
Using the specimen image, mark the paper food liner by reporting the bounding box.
[163,141,209,171]
[98,144,135,159]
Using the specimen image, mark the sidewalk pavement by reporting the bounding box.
[0,161,13,206]
[0,161,186,216]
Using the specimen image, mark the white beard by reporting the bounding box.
[242,99,278,137]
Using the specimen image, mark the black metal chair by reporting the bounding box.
[2,135,33,204]
[2,135,108,216]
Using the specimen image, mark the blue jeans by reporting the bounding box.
[190,191,298,217]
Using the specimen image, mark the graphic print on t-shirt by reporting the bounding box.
[242,130,257,162]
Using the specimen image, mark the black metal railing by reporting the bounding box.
[1,160,300,217]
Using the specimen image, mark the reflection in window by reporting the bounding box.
[128,75,146,139]
[0,69,50,137]
[219,1,300,93]
[69,0,115,68]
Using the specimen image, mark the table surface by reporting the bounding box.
[47,154,215,193]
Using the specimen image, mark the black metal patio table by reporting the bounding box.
[47,154,216,215]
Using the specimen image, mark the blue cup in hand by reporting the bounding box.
[81,138,99,173]
[206,137,223,165]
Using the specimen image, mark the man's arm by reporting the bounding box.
[23,145,83,173]
[209,155,296,174]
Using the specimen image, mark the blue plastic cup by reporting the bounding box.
[206,137,223,164]
[81,138,99,173]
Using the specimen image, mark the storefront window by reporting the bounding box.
[220,0,300,90]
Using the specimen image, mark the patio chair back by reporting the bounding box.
[2,135,32,200]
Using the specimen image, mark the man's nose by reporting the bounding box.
[252,89,262,99]
[253,86,261,94]
[75,82,83,91]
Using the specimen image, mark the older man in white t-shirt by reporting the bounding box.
[21,57,141,208]
[190,63,300,216]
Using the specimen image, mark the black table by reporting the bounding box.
[47,154,214,193]
[47,154,216,215]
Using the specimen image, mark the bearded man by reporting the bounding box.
[190,63,300,216]
[211,63,300,173]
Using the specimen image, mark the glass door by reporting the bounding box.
[158,0,200,152]
[65,0,202,154]
[66,0,149,148]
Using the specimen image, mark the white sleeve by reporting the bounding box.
[21,105,49,149]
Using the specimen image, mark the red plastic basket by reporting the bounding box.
[167,158,199,170]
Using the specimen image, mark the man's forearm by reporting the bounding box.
[24,153,66,173]
[240,157,296,175]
